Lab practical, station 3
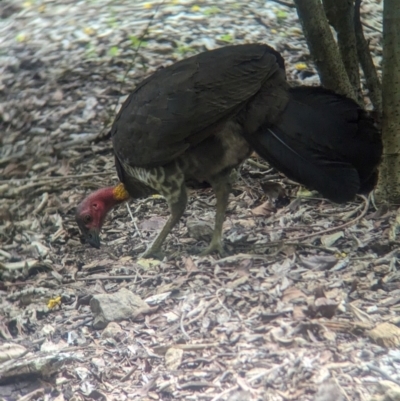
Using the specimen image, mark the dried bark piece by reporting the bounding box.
[368,323,400,348]
[165,347,183,370]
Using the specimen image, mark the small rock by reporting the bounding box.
[314,380,344,401]
[165,347,183,370]
[227,391,252,401]
[314,297,339,319]
[371,380,400,401]
[90,289,150,329]
[101,322,123,340]
[187,220,213,241]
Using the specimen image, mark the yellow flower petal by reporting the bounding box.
[84,27,95,36]
[47,296,62,309]
[295,63,308,70]
[16,33,27,42]
[137,258,161,268]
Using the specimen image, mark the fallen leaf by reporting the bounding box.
[314,298,338,319]
[368,322,400,347]
[165,347,183,370]
[251,201,273,217]
[321,231,344,247]
[137,258,161,269]
[282,287,306,303]
[183,257,198,273]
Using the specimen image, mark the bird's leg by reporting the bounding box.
[200,174,231,257]
[141,183,187,259]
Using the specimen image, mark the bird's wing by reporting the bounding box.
[278,87,382,183]
[244,86,382,203]
[111,44,285,168]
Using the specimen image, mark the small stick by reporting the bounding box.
[126,203,143,238]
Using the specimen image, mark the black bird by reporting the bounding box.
[76,44,382,258]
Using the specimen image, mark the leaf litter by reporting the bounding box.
[1,0,399,400]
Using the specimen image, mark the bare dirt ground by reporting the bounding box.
[2,1,400,400]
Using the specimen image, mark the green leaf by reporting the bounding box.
[203,6,220,16]
[176,42,194,55]
[108,46,119,57]
[107,16,118,28]
[129,35,147,48]
[85,43,96,58]
[276,10,288,20]
[219,34,233,43]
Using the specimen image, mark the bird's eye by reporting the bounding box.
[84,214,92,223]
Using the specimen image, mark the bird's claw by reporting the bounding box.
[199,241,226,257]
[139,248,165,260]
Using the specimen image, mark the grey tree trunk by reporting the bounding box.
[376,0,400,202]
[322,0,361,102]
[354,0,382,114]
[293,0,356,101]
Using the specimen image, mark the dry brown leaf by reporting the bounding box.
[183,257,198,273]
[0,343,28,363]
[368,322,400,347]
[314,297,338,319]
[292,305,306,320]
[260,181,286,199]
[282,287,306,303]
[2,162,30,178]
[251,201,273,217]
[227,275,249,289]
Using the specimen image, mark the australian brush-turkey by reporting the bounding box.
[76,44,382,258]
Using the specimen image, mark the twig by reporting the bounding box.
[32,192,49,214]
[214,197,369,260]
[180,311,191,340]
[126,203,143,238]
[211,253,271,265]
[333,377,352,401]
[268,0,295,8]
[272,194,370,244]
[17,389,45,401]
[246,158,272,171]
[210,385,240,401]
[0,172,111,184]
[367,364,400,386]
[362,21,382,34]
[280,242,339,252]
[121,365,138,382]
[216,289,232,321]
[76,274,142,281]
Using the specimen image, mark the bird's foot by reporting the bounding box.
[199,240,226,257]
[139,247,165,260]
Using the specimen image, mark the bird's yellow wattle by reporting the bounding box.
[112,182,130,201]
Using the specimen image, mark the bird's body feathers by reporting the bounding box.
[77,44,382,257]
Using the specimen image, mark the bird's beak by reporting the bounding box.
[86,228,101,249]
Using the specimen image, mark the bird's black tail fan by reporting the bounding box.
[244,86,382,203]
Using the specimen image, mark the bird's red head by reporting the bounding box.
[75,183,130,248]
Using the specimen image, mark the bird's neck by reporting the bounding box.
[93,183,130,213]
